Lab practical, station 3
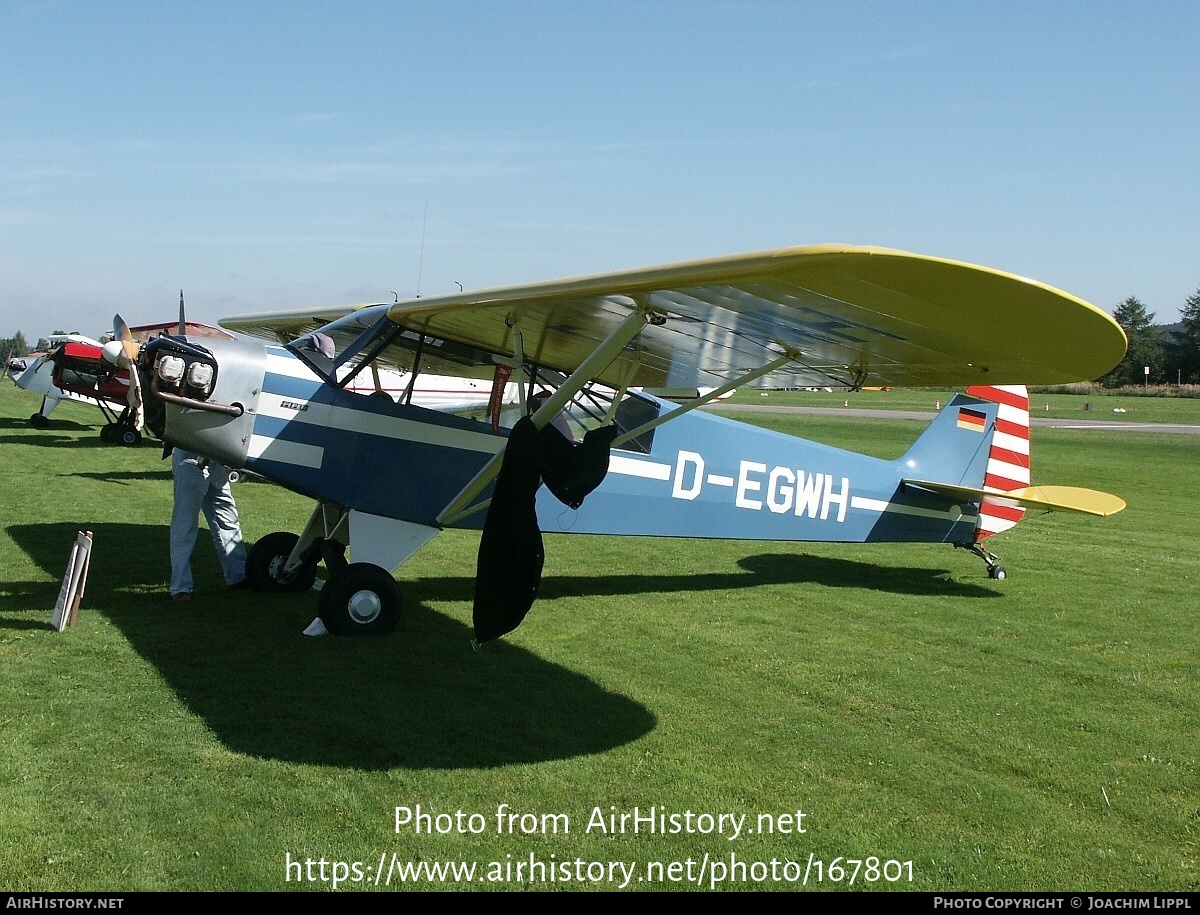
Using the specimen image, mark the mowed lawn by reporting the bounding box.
[0,386,1196,891]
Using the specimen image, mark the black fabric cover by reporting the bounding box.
[473,417,546,642]
[473,416,620,643]
[538,423,620,509]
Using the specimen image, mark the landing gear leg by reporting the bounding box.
[109,407,141,447]
[959,542,1007,580]
[258,503,433,637]
[246,531,318,592]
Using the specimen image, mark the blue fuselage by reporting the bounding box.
[164,341,987,547]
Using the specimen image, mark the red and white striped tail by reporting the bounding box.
[967,384,1030,541]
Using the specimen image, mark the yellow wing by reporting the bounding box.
[221,245,1127,389]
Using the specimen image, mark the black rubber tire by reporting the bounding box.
[100,424,116,443]
[246,531,317,593]
[318,563,402,637]
[989,565,1007,581]
[29,413,50,429]
[119,427,142,447]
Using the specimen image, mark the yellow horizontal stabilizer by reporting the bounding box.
[903,480,1126,517]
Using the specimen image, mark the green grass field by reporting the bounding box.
[1,387,1196,892]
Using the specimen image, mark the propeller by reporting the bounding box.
[178,290,186,336]
[102,315,144,432]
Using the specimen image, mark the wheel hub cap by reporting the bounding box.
[347,589,382,624]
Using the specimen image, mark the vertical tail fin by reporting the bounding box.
[967,384,1029,541]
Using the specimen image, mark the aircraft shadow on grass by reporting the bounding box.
[0,416,93,432]
[5,523,995,770]
[0,432,134,450]
[68,469,174,484]
[411,551,997,604]
[5,522,656,771]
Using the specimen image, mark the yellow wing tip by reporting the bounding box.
[1014,486,1127,517]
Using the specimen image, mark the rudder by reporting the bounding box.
[966,384,1029,541]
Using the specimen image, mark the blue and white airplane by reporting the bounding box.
[123,245,1128,640]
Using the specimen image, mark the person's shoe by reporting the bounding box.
[227,579,252,591]
[170,592,193,603]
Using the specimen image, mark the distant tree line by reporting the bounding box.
[1,331,73,365]
[1,331,31,365]
[1102,287,1200,387]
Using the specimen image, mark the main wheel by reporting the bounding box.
[989,565,1007,581]
[119,427,142,447]
[246,531,317,593]
[29,413,50,429]
[100,423,117,443]
[318,563,402,636]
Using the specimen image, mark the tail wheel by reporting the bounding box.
[246,531,317,593]
[319,563,401,636]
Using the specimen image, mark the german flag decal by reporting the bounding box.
[957,406,988,432]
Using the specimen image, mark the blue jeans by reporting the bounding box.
[170,450,247,595]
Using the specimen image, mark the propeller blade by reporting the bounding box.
[113,314,138,365]
[178,290,185,336]
[126,359,145,430]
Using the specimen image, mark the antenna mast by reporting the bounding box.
[415,201,428,299]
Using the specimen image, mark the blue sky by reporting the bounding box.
[2,1,1197,342]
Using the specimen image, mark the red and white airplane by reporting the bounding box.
[7,322,236,445]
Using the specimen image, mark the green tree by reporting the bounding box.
[1,331,30,364]
[1101,297,1165,387]
[1166,287,1200,384]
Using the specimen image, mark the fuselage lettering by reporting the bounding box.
[795,471,823,518]
[766,466,794,514]
[670,451,849,522]
[735,461,766,509]
[672,450,704,500]
[821,474,850,522]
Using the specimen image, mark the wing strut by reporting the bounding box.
[436,305,653,527]
[402,334,426,404]
[610,350,798,449]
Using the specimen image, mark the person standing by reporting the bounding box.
[169,449,247,601]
